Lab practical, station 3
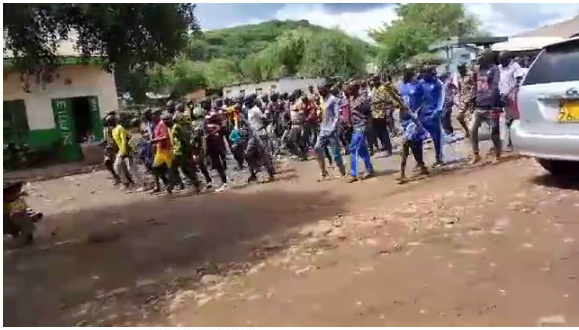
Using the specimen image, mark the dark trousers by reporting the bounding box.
[206,137,228,184]
[174,153,201,189]
[370,118,393,153]
[441,103,454,135]
[302,122,318,150]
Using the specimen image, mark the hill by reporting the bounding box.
[187,19,376,63]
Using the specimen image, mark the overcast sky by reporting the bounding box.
[194,3,579,42]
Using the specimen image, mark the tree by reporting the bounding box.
[300,30,366,78]
[370,4,481,66]
[3,4,200,87]
[274,28,312,76]
[203,58,239,90]
[147,58,206,98]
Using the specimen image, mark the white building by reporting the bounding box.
[3,37,117,162]
[222,77,326,97]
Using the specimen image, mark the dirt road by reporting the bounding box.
[4,153,579,326]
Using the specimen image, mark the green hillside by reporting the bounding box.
[187,19,376,63]
[139,20,377,99]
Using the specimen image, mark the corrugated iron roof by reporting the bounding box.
[517,15,579,38]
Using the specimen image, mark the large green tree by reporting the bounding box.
[147,58,207,98]
[3,3,200,88]
[370,3,481,69]
[299,30,366,78]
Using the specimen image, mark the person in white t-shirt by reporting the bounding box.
[498,53,522,101]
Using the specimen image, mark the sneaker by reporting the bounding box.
[205,182,213,190]
[215,184,229,193]
[135,187,145,193]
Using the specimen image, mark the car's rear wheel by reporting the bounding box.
[537,158,578,177]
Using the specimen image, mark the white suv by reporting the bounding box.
[510,37,579,176]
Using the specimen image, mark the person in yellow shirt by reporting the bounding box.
[112,113,143,191]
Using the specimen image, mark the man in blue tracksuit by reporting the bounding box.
[399,68,429,182]
[419,67,445,166]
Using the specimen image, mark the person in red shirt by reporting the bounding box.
[150,110,176,193]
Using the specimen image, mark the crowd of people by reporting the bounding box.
[101,50,526,195]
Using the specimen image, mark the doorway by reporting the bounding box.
[70,96,94,143]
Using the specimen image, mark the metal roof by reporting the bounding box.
[516,15,579,38]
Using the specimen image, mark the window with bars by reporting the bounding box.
[3,100,29,146]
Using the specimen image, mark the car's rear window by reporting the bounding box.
[523,39,579,86]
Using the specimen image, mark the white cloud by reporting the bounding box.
[465,3,579,36]
[274,4,398,43]
[272,3,579,42]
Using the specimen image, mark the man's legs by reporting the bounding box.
[424,119,443,165]
[469,110,487,164]
[375,118,393,154]
[176,154,201,192]
[349,130,374,181]
[104,156,121,185]
[457,100,472,138]
[328,134,346,176]
[441,103,454,135]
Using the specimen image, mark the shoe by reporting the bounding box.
[431,161,444,168]
[346,176,358,183]
[215,184,229,193]
[136,187,145,193]
[362,172,375,180]
[247,175,258,184]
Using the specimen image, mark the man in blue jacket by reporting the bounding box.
[419,66,445,166]
[398,68,429,182]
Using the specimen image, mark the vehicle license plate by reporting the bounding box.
[558,101,579,122]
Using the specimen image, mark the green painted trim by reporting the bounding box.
[28,129,61,149]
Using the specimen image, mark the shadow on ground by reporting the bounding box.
[3,188,349,326]
[529,173,579,191]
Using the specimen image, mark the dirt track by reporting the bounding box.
[3,152,579,326]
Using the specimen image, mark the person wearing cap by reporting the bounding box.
[347,81,375,183]
[190,104,214,188]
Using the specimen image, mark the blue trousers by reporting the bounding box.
[349,130,374,177]
[315,132,344,168]
[423,118,443,162]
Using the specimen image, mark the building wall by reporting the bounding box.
[3,64,117,148]
[434,47,479,75]
[223,77,326,97]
